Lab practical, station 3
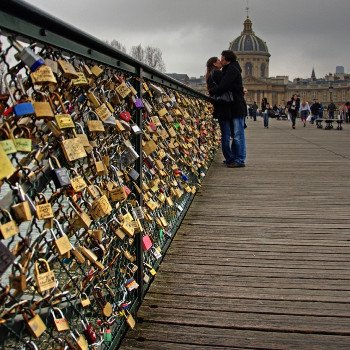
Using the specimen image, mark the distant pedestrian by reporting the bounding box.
[287,94,300,129]
[327,101,336,119]
[251,101,258,121]
[261,97,269,128]
[345,101,350,123]
[310,98,321,124]
[299,99,311,127]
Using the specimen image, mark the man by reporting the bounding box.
[310,98,321,124]
[327,101,337,119]
[209,50,247,168]
[251,101,258,121]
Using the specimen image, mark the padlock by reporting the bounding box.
[80,292,91,308]
[34,258,56,293]
[51,219,72,256]
[86,186,113,220]
[92,151,108,176]
[72,71,89,87]
[85,110,105,132]
[22,309,47,338]
[81,320,97,344]
[103,328,112,342]
[0,124,17,155]
[57,59,79,79]
[9,262,27,293]
[8,37,44,72]
[30,63,57,85]
[68,200,92,230]
[33,91,54,119]
[50,92,75,129]
[115,82,131,99]
[142,234,153,251]
[69,168,87,192]
[93,287,113,317]
[119,110,131,122]
[35,193,54,220]
[23,340,40,350]
[61,136,87,162]
[11,125,32,153]
[11,183,33,223]
[49,156,71,189]
[51,307,70,332]
[70,330,89,350]
[0,209,19,239]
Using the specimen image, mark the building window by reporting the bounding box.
[260,63,266,78]
[333,93,337,101]
[313,91,317,99]
[342,90,346,100]
[245,62,253,76]
[323,93,327,101]
[301,91,306,98]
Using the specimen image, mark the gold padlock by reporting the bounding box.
[51,307,70,332]
[35,193,54,220]
[34,259,56,293]
[52,219,72,256]
[11,183,33,223]
[23,309,47,338]
[9,262,27,293]
[0,209,19,239]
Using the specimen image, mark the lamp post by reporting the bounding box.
[328,85,334,102]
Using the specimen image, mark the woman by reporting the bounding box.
[287,94,300,129]
[299,99,311,127]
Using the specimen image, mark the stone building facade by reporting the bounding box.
[230,16,350,108]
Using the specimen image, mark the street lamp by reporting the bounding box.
[328,85,334,102]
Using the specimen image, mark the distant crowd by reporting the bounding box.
[247,98,350,129]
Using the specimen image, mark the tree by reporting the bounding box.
[106,39,126,53]
[130,44,144,63]
[144,46,166,72]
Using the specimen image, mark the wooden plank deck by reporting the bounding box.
[120,118,350,350]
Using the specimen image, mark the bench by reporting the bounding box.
[324,119,334,130]
[315,118,323,128]
[317,119,344,130]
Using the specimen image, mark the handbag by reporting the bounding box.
[213,91,235,104]
[210,71,235,104]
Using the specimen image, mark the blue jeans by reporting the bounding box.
[263,112,269,127]
[219,117,246,165]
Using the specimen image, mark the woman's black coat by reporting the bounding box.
[209,61,247,119]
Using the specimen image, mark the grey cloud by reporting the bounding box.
[28,0,350,79]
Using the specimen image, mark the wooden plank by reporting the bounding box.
[120,119,350,349]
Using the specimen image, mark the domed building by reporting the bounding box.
[229,16,289,106]
[229,16,270,79]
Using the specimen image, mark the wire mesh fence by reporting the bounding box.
[0,2,220,349]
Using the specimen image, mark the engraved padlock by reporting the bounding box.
[0,208,19,239]
[35,193,54,220]
[34,258,56,293]
[22,308,47,338]
[51,307,70,332]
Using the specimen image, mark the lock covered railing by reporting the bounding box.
[0,1,220,349]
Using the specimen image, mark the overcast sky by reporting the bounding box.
[28,0,349,80]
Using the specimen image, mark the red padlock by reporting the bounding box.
[81,319,97,344]
[142,235,153,251]
[119,111,131,122]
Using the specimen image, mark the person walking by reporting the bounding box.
[251,101,258,121]
[261,97,269,128]
[299,99,311,127]
[208,50,247,168]
[345,101,350,123]
[310,98,321,124]
[287,94,300,129]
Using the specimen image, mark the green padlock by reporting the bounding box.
[104,328,112,342]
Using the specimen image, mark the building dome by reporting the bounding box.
[229,17,269,54]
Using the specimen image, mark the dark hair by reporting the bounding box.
[221,50,237,62]
[205,56,218,81]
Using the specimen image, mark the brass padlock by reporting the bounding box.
[51,219,72,256]
[33,91,54,119]
[23,309,47,338]
[34,258,56,293]
[30,63,57,85]
[0,209,19,239]
[9,262,27,293]
[57,59,79,79]
[51,307,70,332]
[11,183,33,223]
[80,292,91,308]
[86,110,105,132]
[68,200,92,230]
[35,193,54,220]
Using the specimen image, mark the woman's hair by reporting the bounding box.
[205,56,219,81]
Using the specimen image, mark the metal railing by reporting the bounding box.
[0,1,219,349]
